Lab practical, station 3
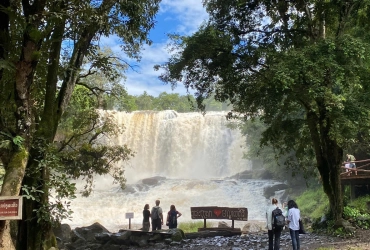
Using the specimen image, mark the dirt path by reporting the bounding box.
[305,229,370,250]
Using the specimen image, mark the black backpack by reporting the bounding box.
[272,207,285,228]
[168,210,177,227]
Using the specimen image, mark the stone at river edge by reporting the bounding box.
[53,221,370,250]
[54,222,187,249]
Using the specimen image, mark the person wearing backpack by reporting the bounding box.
[151,200,163,231]
[166,204,182,229]
[266,198,283,250]
[287,200,301,250]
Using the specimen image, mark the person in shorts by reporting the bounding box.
[346,154,357,175]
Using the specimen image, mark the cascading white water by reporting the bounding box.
[111,110,250,182]
[63,110,282,231]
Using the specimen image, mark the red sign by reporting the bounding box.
[0,197,22,220]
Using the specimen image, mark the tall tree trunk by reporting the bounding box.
[17,4,98,248]
[0,149,29,249]
[17,9,65,248]
[307,108,344,222]
[0,0,46,245]
[0,0,10,82]
[17,153,56,250]
[319,150,343,221]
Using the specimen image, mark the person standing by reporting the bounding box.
[287,200,301,250]
[266,198,283,250]
[151,199,163,231]
[142,204,151,231]
[282,201,288,217]
[346,154,357,175]
[166,205,182,229]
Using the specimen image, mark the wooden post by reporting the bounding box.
[341,184,345,198]
[125,212,134,229]
[203,219,206,228]
[231,220,234,229]
[351,183,356,201]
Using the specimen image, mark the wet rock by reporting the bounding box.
[111,231,131,244]
[242,222,264,233]
[53,223,72,249]
[168,228,185,242]
[141,178,159,186]
[218,221,231,228]
[54,223,72,243]
[141,176,166,186]
[263,183,288,198]
[122,185,137,193]
[70,230,86,243]
[95,232,111,243]
[72,222,110,242]
[130,234,150,247]
[227,170,254,179]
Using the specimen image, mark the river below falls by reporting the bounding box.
[62,177,284,232]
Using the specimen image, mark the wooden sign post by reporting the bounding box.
[191,206,248,231]
[125,212,134,229]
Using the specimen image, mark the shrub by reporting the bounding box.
[296,187,329,220]
[178,221,214,233]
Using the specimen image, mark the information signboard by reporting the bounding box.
[0,196,22,220]
[125,212,134,219]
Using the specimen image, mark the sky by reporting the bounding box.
[101,0,209,97]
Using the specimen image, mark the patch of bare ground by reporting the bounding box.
[307,228,370,250]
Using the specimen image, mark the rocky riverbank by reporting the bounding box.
[54,221,370,250]
[127,229,370,250]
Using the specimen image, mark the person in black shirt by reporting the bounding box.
[142,204,151,231]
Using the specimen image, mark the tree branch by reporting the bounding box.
[76,81,109,96]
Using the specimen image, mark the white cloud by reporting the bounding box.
[160,0,208,33]
[123,41,195,97]
[99,0,208,97]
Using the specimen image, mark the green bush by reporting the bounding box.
[343,206,370,229]
[296,187,329,220]
[349,195,370,213]
[178,221,214,233]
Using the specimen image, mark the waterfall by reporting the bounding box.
[63,110,283,231]
[110,110,251,183]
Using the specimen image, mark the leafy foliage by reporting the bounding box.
[0,0,161,246]
[103,90,231,112]
[158,0,370,221]
[178,221,215,233]
[239,117,319,185]
[296,187,329,220]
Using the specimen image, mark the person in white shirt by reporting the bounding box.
[266,198,283,250]
[287,200,301,250]
[151,199,163,231]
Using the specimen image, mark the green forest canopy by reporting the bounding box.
[101,90,232,112]
[157,0,370,222]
